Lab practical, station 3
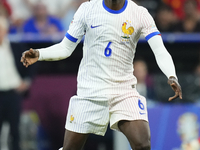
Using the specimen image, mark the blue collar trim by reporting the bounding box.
[103,0,128,14]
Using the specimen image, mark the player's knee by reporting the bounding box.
[135,141,151,150]
[62,145,73,150]
[62,144,82,150]
[62,146,77,150]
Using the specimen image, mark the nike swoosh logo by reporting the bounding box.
[139,112,146,115]
[91,25,102,28]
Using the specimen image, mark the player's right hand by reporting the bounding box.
[21,48,39,67]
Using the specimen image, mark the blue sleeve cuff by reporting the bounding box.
[65,33,78,43]
[145,32,161,41]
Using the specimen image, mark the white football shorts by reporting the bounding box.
[65,88,148,136]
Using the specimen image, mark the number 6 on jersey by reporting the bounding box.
[104,42,112,57]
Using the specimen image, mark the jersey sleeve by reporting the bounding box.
[140,8,160,41]
[65,2,88,43]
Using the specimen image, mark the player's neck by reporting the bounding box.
[104,0,126,11]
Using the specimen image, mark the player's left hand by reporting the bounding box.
[167,76,182,101]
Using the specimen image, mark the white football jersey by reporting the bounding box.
[66,0,160,98]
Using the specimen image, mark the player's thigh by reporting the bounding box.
[109,90,150,149]
[62,129,89,150]
[118,120,150,149]
[109,91,148,131]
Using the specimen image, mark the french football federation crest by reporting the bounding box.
[121,20,134,40]
[70,115,74,123]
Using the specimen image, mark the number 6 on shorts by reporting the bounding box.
[138,99,145,110]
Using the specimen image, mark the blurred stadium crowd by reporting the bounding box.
[0,0,200,35]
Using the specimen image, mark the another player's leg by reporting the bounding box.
[118,120,151,150]
[0,93,4,149]
[62,129,89,150]
[7,91,21,150]
[0,93,4,133]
